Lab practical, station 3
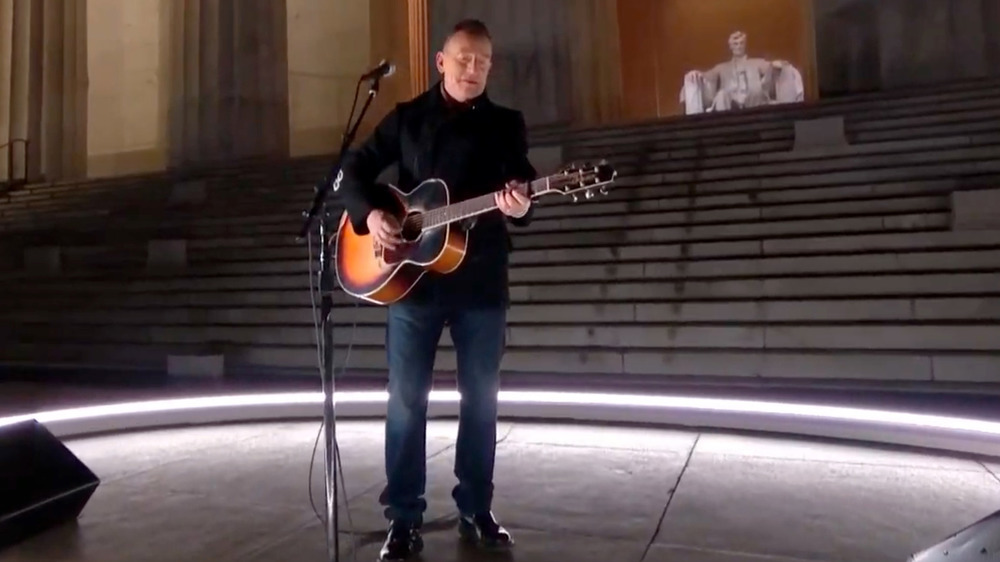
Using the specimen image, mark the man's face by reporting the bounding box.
[436,31,492,101]
[729,33,747,56]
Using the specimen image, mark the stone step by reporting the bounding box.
[197,177,977,217]
[241,158,1000,210]
[591,130,1000,172]
[4,154,982,236]
[6,245,994,285]
[617,157,1000,196]
[513,272,1000,303]
[518,214,946,249]
[558,87,1000,145]
[41,175,969,235]
[532,196,946,234]
[21,194,933,240]
[509,249,1000,283]
[4,211,937,257]
[185,215,947,256]
[1,272,997,308]
[153,248,1000,280]
[564,97,998,153]
[0,132,984,230]
[182,229,1000,266]
[0,339,995,383]
[537,180,974,220]
[630,144,1000,186]
[263,183,952,226]
[6,164,325,199]
[3,297,999,325]
[570,108,1000,160]
[62,176,959,231]
[5,319,1000,353]
[4,116,997,223]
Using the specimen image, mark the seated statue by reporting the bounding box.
[679,31,804,115]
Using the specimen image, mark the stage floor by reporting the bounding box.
[1,418,999,562]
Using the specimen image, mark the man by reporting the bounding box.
[336,18,535,562]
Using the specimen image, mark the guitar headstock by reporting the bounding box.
[534,160,617,202]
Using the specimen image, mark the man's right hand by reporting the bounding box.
[366,209,403,250]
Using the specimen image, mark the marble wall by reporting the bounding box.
[814,0,1000,96]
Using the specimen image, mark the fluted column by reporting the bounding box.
[8,0,40,181]
[167,0,290,169]
[408,0,429,96]
[0,0,12,182]
[3,0,87,183]
[567,0,624,126]
[40,0,88,179]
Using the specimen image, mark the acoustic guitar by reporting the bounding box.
[334,161,617,305]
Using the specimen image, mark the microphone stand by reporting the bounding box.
[298,72,384,562]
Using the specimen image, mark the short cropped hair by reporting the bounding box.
[449,18,491,42]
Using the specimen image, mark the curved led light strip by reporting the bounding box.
[1,390,998,457]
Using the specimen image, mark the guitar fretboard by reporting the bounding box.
[420,179,544,229]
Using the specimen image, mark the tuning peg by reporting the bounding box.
[585,189,594,199]
[599,186,608,195]
[572,194,579,203]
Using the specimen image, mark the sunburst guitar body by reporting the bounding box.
[334,161,617,305]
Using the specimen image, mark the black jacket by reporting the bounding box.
[335,82,538,307]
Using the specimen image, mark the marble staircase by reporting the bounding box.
[1,79,999,392]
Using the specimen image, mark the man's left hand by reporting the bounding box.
[495,180,531,218]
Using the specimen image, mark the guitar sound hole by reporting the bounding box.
[400,212,424,242]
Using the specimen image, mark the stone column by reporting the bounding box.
[167,0,290,169]
[255,0,289,159]
[0,0,12,182]
[40,0,88,179]
[4,0,87,183]
[408,0,429,96]
[8,0,39,182]
[567,0,623,126]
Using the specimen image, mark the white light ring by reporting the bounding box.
[1,390,998,459]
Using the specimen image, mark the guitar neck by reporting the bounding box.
[421,177,546,230]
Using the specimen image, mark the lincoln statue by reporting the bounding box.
[680,31,804,114]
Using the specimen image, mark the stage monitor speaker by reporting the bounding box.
[909,508,1000,561]
[0,419,100,551]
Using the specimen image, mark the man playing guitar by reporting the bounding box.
[336,18,534,561]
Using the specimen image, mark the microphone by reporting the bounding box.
[361,59,395,81]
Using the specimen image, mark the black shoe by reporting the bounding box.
[458,512,513,549]
[378,520,423,561]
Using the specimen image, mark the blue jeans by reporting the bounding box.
[378,298,506,525]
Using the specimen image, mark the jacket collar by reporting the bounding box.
[426,80,491,112]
